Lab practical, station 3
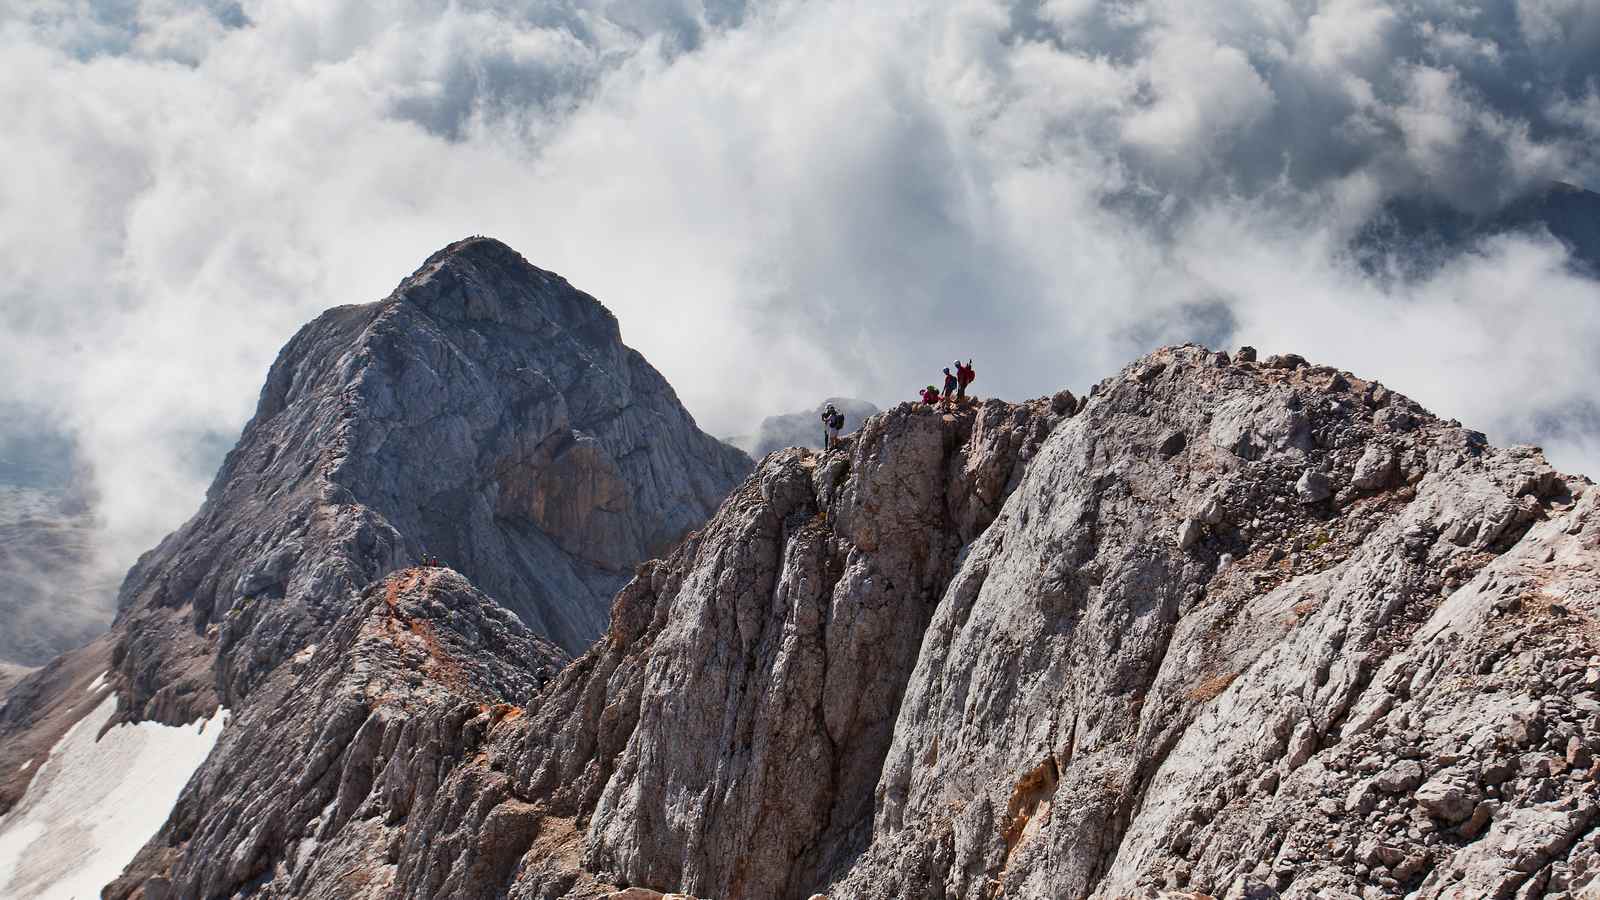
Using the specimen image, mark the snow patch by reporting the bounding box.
[0,696,228,900]
[85,671,109,693]
[15,761,29,773]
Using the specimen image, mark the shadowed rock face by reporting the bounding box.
[74,236,749,726]
[56,340,1600,900]
[1358,180,1600,278]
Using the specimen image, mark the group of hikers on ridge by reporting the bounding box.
[919,359,975,409]
[820,359,976,451]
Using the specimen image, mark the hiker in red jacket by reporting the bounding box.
[956,359,975,402]
[919,385,941,405]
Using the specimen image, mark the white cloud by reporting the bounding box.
[1122,33,1276,172]
[1,0,1599,600]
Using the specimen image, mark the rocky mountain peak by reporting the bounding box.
[93,237,750,724]
[396,236,624,343]
[7,333,1599,900]
[110,342,1600,900]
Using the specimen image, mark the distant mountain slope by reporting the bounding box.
[0,421,116,668]
[4,237,749,738]
[0,494,115,666]
[1357,181,1600,277]
[733,397,880,460]
[0,663,32,698]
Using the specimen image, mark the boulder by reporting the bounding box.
[1296,469,1334,504]
[1375,759,1425,792]
[1178,518,1204,550]
[1352,444,1396,491]
[1414,772,1480,823]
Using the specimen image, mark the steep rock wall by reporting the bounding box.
[105,344,1600,900]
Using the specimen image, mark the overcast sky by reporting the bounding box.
[4,0,1600,577]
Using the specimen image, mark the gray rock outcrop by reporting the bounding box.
[106,567,569,900]
[30,336,1600,900]
[832,347,1597,900]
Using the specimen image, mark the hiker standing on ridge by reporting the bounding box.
[942,368,958,410]
[956,359,975,403]
[821,403,844,450]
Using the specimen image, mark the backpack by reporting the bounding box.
[828,411,845,430]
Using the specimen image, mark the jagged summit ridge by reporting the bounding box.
[110,342,1600,900]
[9,332,1599,900]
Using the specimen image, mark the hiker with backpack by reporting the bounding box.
[942,368,959,410]
[821,403,845,450]
[956,359,975,403]
[919,385,941,405]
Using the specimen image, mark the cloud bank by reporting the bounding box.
[3,0,1600,590]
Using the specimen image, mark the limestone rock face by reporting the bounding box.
[50,342,1600,900]
[108,397,1056,900]
[102,237,750,724]
[583,399,1052,898]
[831,347,1598,900]
[105,567,569,900]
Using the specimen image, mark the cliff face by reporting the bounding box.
[0,237,751,849]
[103,237,751,724]
[111,394,1056,900]
[108,343,1600,900]
[12,265,1599,900]
[834,347,1596,899]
